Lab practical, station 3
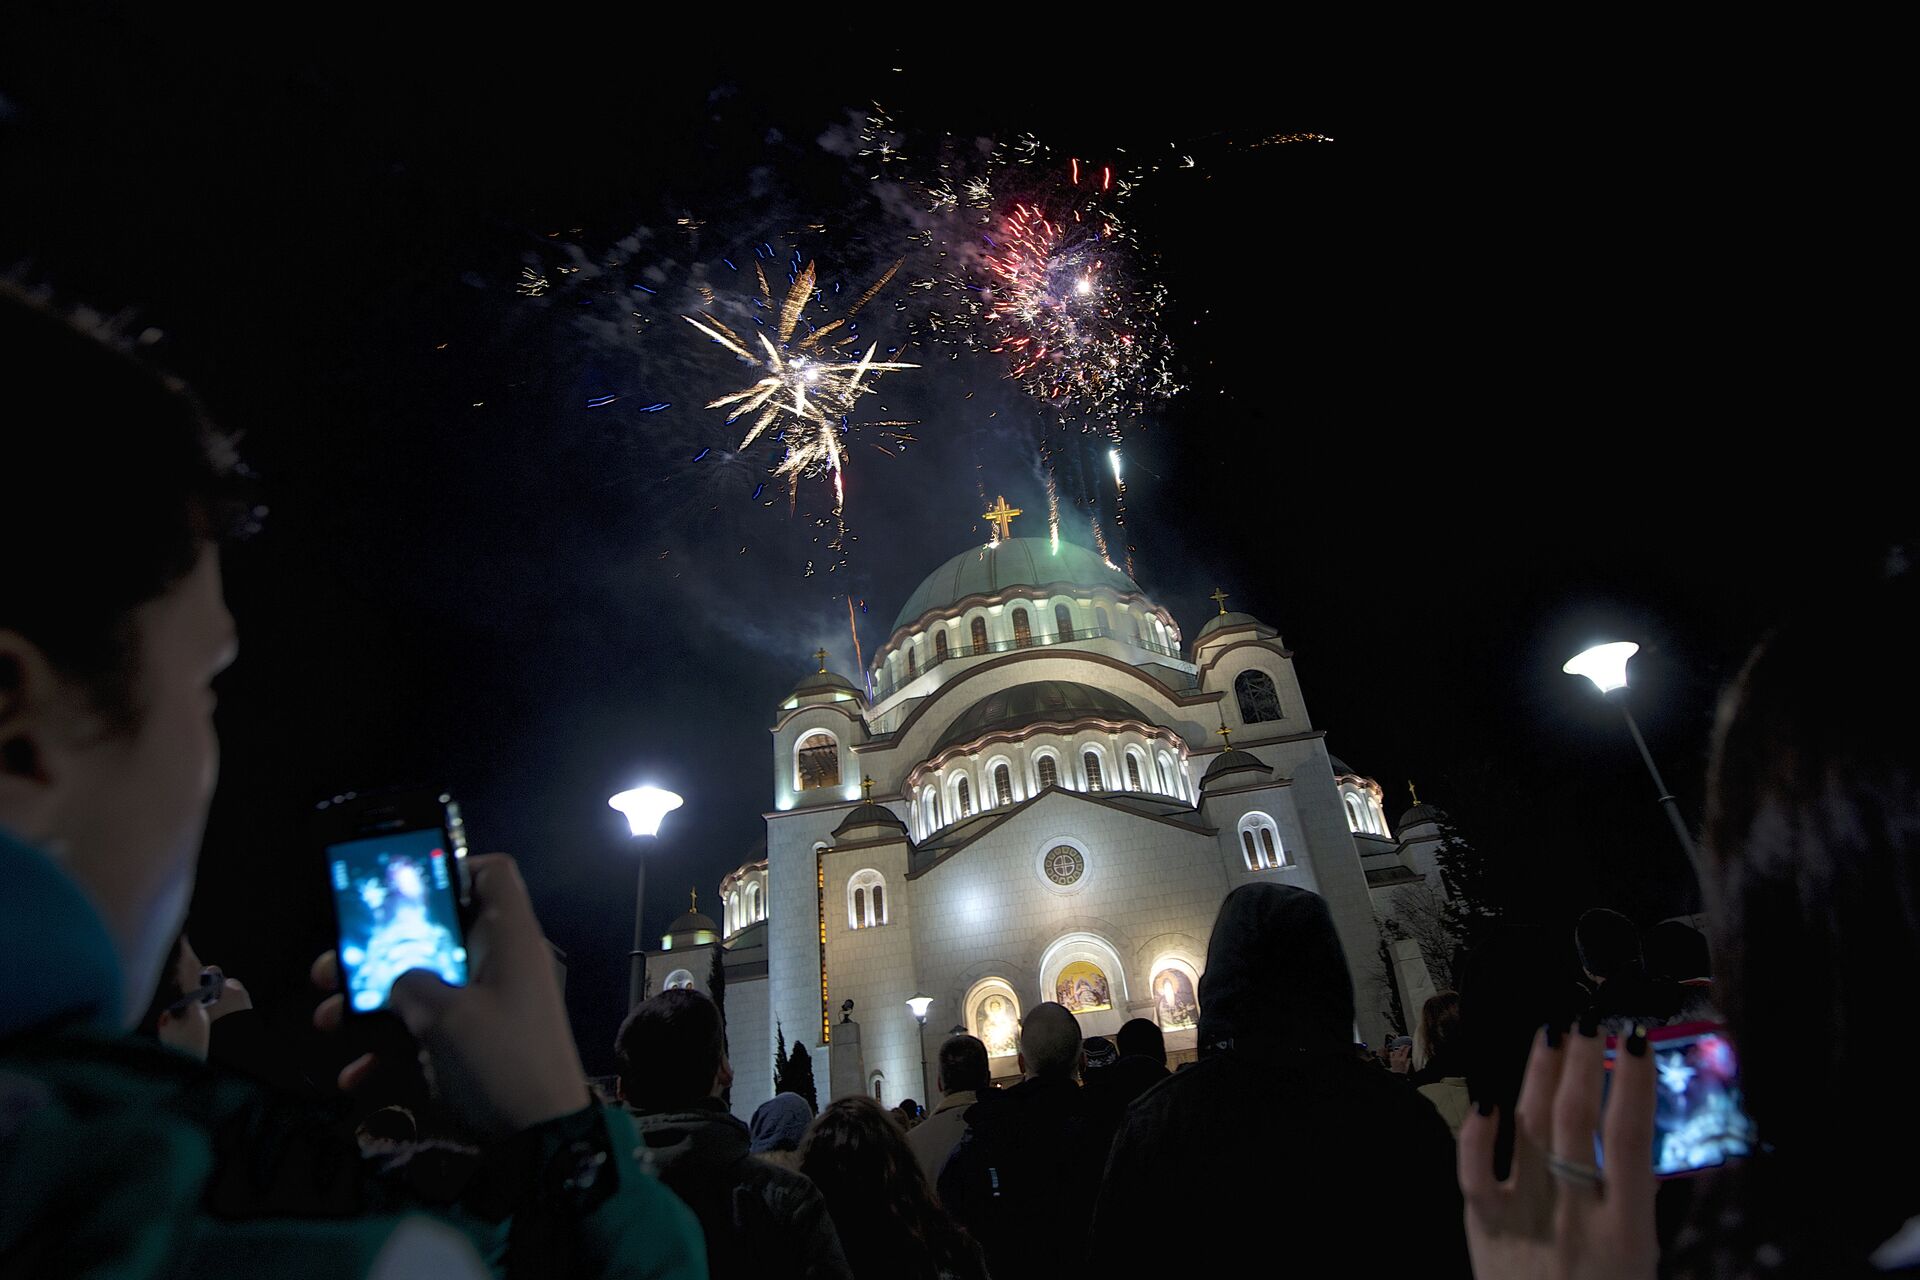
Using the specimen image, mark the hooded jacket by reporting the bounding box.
[629,1098,853,1280]
[1087,883,1470,1277]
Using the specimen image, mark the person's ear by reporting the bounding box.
[0,634,71,829]
[715,1055,734,1096]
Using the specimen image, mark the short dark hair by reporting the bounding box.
[0,283,252,728]
[615,988,725,1111]
[1116,1017,1165,1065]
[936,1034,990,1095]
[1574,908,1642,981]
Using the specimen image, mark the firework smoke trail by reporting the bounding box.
[1045,470,1060,555]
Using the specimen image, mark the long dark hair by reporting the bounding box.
[1414,991,1462,1075]
[1681,572,1920,1270]
[798,1096,978,1280]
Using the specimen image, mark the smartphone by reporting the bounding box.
[317,789,471,1013]
[1600,1021,1755,1178]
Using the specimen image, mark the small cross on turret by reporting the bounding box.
[1209,587,1230,615]
[813,647,828,673]
[861,776,875,802]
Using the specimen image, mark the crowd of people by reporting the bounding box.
[3,279,1917,1277]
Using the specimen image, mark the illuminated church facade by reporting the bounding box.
[643,512,1450,1119]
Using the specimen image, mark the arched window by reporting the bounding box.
[1084,751,1104,792]
[1055,603,1075,641]
[747,882,761,922]
[971,616,988,650]
[1158,750,1181,799]
[1150,961,1201,1031]
[1125,752,1144,791]
[922,785,939,833]
[1344,792,1368,833]
[869,1072,884,1102]
[1240,813,1287,869]
[905,646,917,679]
[663,969,695,991]
[935,632,949,662]
[1235,670,1283,724]
[796,732,840,791]
[1012,608,1033,647]
[848,869,887,928]
[1130,613,1143,642]
[956,775,973,817]
[1037,754,1059,790]
[994,763,1013,808]
[1096,606,1111,634]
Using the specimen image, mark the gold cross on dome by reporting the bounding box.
[861,776,875,802]
[1408,780,1421,806]
[1209,587,1230,615]
[813,647,828,673]
[983,495,1023,541]
[690,887,698,911]
[1216,721,1234,749]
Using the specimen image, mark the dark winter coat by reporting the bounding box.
[1087,883,1471,1277]
[938,1074,1107,1280]
[629,1098,853,1280]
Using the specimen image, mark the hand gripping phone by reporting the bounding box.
[317,789,471,1013]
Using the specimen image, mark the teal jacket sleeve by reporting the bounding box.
[482,1104,706,1280]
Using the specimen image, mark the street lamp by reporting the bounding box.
[1563,642,1699,868]
[906,994,933,1113]
[610,785,684,1012]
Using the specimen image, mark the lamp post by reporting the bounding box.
[1562,642,1699,869]
[906,994,933,1113]
[609,785,684,1013]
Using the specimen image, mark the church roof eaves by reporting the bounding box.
[1194,637,1296,681]
[906,786,1214,880]
[1365,865,1423,889]
[873,649,1223,762]
[771,700,866,734]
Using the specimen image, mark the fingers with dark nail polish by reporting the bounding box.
[1545,1021,1564,1050]
[1626,1025,1648,1057]
[1579,1009,1601,1038]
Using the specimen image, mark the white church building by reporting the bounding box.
[643,523,1451,1119]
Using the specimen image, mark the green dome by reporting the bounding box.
[891,538,1144,636]
[934,680,1152,754]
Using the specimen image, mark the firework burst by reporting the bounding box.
[683,257,916,502]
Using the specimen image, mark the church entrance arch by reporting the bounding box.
[1038,933,1128,1037]
[963,977,1023,1063]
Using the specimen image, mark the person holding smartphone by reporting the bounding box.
[0,285,704,1279]
[1460,572,1920,1276]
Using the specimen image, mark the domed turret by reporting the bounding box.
[662,889,720,950]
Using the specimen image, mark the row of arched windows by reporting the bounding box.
[724,879,765,936]
[878,600,1180,691]
[914,742,1193,838]
[1343,788,1388,836]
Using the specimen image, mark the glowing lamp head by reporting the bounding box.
[609,785,684,837]
[905,994,934,1022]
[1563,642,1640,694]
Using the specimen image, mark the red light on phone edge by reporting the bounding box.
[431,848,444,859]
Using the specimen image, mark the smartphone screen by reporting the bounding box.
[1601,1022,1755,1178]
[327,825,469,1011]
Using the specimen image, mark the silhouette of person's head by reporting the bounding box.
[1116,1017,1166,1065]
[1574,908,1642,983]
[614,988,731,1111]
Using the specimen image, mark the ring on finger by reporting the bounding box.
[1546,1151,1605,1190]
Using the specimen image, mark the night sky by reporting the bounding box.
[1,20,1892,1079]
